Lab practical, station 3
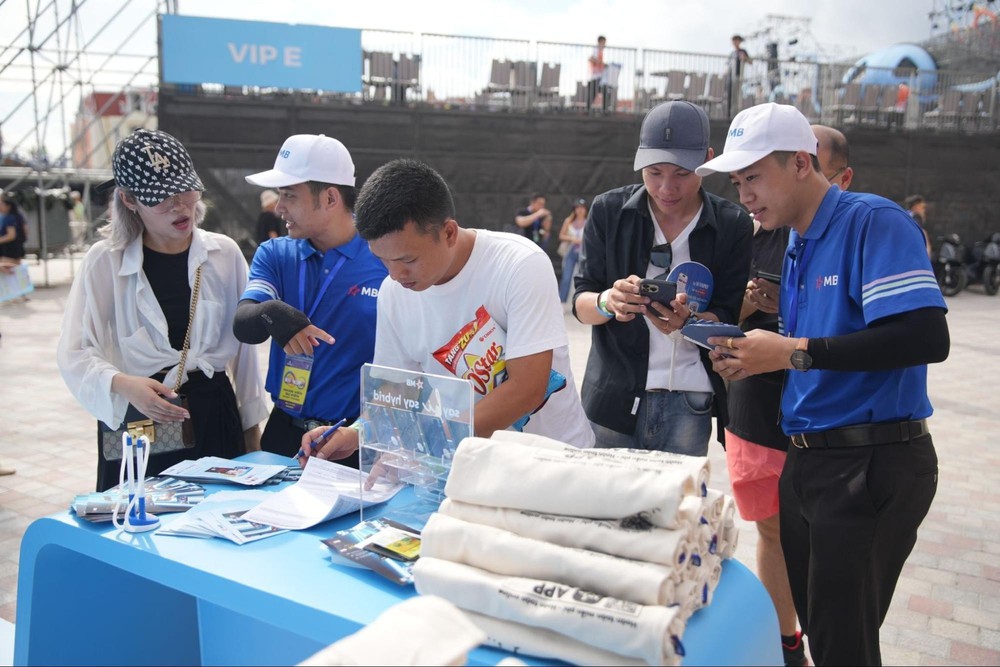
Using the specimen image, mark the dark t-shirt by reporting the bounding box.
[143,246,192,351]
[725,226,791,450]
[0,213,26,259]
[257,211,284,243]
[515,207,538,240]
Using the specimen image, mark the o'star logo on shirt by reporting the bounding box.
[347,284,379,298]
[816,274,839,288]
[729,127,745,137]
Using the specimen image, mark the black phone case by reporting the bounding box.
[639,279,677,305]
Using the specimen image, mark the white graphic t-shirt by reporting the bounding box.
[374,230,594,449]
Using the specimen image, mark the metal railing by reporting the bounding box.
[163,30,997,134]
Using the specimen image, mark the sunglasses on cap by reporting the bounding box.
[651,242,672,279]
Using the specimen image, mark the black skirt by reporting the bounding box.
[95,370,245,491]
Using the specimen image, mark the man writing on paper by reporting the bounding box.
[300,158,594,464]
[573,100,752,456]
[233,135,387,464]
[698,103,948,666]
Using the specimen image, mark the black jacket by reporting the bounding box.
[572,184,752,444]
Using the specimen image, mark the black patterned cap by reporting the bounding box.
[99,129,204,206]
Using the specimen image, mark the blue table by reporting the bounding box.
[15,452,781,665]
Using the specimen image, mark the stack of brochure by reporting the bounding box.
[158,490,289,544]
[71,477,205,523]
[158,459,404,546]
[159,456,289,486]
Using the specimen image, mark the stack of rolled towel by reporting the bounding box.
[412,431,738,667]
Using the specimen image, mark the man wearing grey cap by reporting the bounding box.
[699,102,949,666]
[232,134,387,462]
[573,100,752,456]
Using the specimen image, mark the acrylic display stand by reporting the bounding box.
[357,363,474,523]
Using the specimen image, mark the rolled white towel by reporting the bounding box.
[488,430,575,451]
[413,557,686,667]
[719,495,739,559]
[490,431,710,498]
[446,438,701,529]
[422,513,680,605]
[438,499,694,568]
[702,488,725,525]
[297,595,484,666]
[466,610,656,667]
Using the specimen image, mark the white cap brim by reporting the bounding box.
[245,169,306,188]
[694,149,774,177]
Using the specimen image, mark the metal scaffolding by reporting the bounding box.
[0,0,175,283]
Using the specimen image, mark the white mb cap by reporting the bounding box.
[695,103,817,176]
[246,134,356,188]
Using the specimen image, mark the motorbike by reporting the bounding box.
[933,233,968,297]
[967,232,1000,296]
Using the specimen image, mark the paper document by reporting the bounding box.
[241,458,403,530]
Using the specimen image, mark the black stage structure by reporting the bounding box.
[159,91,1000,251]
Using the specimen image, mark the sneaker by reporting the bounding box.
[782,631,808,667]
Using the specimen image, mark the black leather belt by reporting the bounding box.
[290,417,336,432]
[790,419,928,449]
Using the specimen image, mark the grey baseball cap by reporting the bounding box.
[633,101,711,172]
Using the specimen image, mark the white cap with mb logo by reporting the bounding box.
[695,103,818,176]
[246,134,356,188]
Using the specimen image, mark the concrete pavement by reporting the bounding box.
[1,254,999,665]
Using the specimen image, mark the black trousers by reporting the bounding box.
[779,434,938,666]
[96,371,244,492]
[260,405,359,469]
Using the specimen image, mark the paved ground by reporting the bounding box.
[1,255,999,665]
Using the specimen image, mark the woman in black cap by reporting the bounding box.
[57,129,269,490]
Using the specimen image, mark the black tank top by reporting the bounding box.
[143,246,192,351]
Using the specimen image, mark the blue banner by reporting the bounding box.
[161,15,362,92]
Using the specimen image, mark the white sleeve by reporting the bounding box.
[55,248,127,429]
[372,277,420,371]
[223,245,270,430]
[501,251,568,360]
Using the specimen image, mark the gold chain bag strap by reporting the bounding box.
[100,266,203,460]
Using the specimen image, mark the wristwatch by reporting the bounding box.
[790,338,812,371]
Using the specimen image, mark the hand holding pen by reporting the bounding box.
[293,418,346,463]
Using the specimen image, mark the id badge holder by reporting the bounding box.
[276,354,313,415]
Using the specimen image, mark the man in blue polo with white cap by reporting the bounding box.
[698,103,949,666]
[233,134,387,462]
[573,100,752,456]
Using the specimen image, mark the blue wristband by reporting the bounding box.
[596,290,614,318]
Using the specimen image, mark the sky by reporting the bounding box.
[0,0,940,162]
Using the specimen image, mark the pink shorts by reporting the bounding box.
[724,429,788,522]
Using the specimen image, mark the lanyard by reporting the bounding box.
[298,252,347,320]
[784,236,814,338]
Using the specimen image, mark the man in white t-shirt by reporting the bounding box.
[300,158,594,463]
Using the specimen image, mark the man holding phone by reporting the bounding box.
[719,123,853,666]
[573,101,752,455]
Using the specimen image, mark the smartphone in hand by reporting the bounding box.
[638,279,678,306]
[753,269,782,286]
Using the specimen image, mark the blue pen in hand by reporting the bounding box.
[293,418,347,461]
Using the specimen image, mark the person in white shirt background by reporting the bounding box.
[57,129,268,490]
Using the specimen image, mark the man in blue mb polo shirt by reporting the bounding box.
[233,134,387,464]
[697,103,949,666]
